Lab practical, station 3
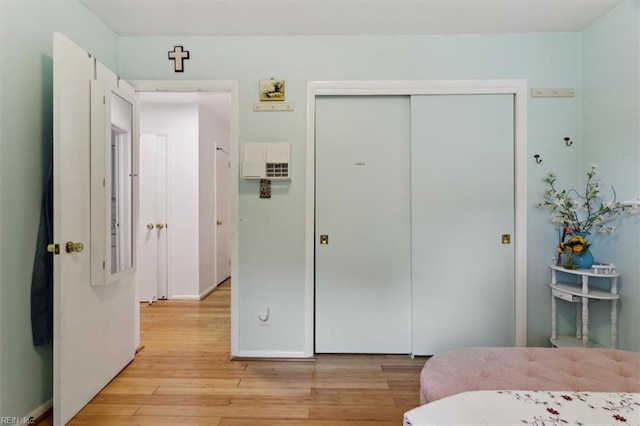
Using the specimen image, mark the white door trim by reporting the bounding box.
[305,80,528,357]
[129,80,240,357]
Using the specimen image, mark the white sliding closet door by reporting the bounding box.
[410,94,515,355]
[315,96,412,353]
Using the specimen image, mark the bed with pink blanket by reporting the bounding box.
[404,347,640,425]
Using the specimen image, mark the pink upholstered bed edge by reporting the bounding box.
[420,347,640,405]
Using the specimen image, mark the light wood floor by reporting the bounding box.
[41,280,428,425]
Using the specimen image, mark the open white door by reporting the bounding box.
[53,33,137,425]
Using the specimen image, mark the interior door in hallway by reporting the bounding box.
[410,94,515,355]
[315,96,412,354]
[216,147,231,284]
[138,134,168,302]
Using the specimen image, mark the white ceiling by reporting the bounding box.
[80,0,622,37]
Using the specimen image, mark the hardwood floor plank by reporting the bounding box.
[117,369,176,378]
[309,406,406,421]
[90,393,231,406]
[100,385,159,395]
[70,415,222,425]
[112,377,240,387]
[135,404,309,419]
[238,379,390,389]
[76,404,140,416]
[154,386,311,397]
[54,281,426,426]
[228,392,397,408]
[218,420,400,426]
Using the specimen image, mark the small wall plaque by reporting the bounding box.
[259,79,285,101]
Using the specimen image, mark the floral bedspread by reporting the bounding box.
[403,390,639,426]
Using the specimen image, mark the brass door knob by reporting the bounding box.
[147,223,155,230]
[65,241,84,253]
[217,220,223,226]
[47,244,60,254]
[156,223,165,229]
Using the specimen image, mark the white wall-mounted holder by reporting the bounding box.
[531,88,575,98]
[253,102,294,112]
[241,143,291,179]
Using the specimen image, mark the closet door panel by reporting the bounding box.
[315,96,412,353]
[410,94,515,355]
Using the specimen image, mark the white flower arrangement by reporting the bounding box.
[536,164,638,234]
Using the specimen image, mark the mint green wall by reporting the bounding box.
[119,33,583,353]
[581,0,640,351]
[0,1,118,418]
[1,1,636,418]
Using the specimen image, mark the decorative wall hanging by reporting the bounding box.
[168,46,190,72]
[259,179,271,198]
[259,79,285,101]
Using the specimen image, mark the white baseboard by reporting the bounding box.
[18,399,52,424]
[169,294,200,301]
[232,350,311,359]
[170,283,218,301]
[199,282,218,300]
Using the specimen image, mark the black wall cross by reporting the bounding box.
[168,46,190,72]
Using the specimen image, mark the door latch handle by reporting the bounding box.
[65,241,84,253]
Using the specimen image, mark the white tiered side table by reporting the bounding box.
[549,264,620,348]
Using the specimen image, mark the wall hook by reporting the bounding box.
[533,154,542,164]
[564,137,573,146]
